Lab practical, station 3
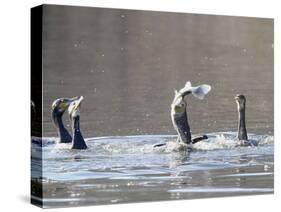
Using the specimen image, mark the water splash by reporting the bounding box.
[31,132,274,207]
[31,132,274,181]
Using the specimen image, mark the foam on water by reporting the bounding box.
[33,132,274,153]
[31,132,274,182]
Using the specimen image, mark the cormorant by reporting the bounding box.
[171,81,211,145]
[154,81,211,148]
[51,97,81,143]
[68,96,87,150]
[234,94,248,140]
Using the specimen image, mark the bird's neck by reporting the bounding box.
[172,108,192,144]
[71,115,87,149]
[183,110,192,144]
[238,107,248,140]
[52,110,72,143]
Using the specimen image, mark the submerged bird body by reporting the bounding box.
[171,81,211,145]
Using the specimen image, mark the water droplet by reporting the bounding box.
[127,181,134,186]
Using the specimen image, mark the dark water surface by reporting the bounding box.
[42,5,273,137]
[36,5,274,208]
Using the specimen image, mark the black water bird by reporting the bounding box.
[68,96,88,150]
[235,94,248,141]
[171,81,211,145]
[51,97,81,143]
[154,81,211,148]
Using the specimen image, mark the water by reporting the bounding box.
[41,5,274,138]
[32,5,274,208]
[31,133,274,208]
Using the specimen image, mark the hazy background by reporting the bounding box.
[42,5,273,138]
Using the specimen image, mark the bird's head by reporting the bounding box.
[235,94,246,111]
[52,96,82,116]
[68,96,84,118]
